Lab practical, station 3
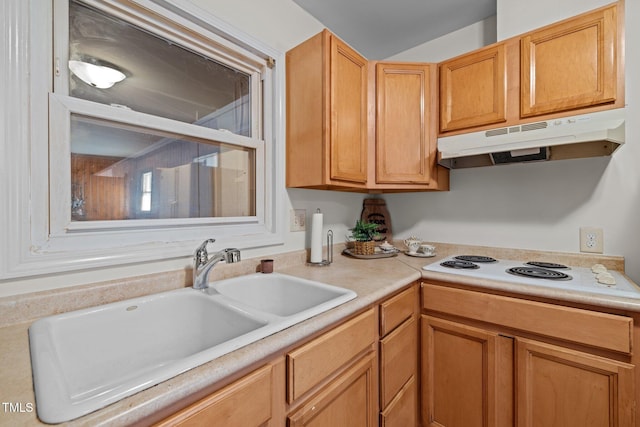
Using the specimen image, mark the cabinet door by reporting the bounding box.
[422,316,504,427]
[375,63,434,184]
[439,44,507,132]
[288,352,377,427]
[516,338,634,427]
[330,36,368,184]
[520,4,617,117]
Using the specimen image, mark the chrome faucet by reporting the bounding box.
[193,239,241,290]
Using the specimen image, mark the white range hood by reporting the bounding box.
[437,108,625,168]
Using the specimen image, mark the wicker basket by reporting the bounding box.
[353,240,375,255]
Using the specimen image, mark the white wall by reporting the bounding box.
[384,0,640,282]
[496,0,614,39]
[387,15,497,63]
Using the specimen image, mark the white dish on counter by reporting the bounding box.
[404,250,437,258]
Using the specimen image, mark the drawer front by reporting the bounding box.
[288,352,377,427]
[380,316,417,408]
[380,376,417,427]
[422,283,632,353]
[155,364,272,427]
[287,308,376,403]
[380,285,417,336]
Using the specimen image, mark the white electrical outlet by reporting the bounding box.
[580,227,603,253]
[291,209,306,231]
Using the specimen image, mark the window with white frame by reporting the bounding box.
[0,0,283,278]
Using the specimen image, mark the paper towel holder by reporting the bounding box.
[307,229,333,267]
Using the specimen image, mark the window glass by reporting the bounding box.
[68,0,251,136]
[140,171,152,212]
[70,115,256,221]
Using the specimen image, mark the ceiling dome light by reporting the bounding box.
[68,60,126,89]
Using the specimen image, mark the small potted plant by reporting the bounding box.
[349,220,380,255]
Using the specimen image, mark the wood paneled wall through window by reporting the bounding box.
[71,154,129,221]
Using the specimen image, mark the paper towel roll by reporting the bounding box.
[310,210,323,263]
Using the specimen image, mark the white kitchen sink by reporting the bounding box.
[211,272,355,317]
[29,273,355,423]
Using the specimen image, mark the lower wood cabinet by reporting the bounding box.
[288,352,377,427]
[421,282,636,427]
[153,279,637,427]
[516,337,634,427]
[287,308,378,427]
[421,316,511,427]
[379,285,419,426]
[380,375,417,427]
[155,363,275,427]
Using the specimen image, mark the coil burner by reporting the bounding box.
[454,255,498,263]
[507,266,572,281]
[440,260,480,269]
[524,261,569,269]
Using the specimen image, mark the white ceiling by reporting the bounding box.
[293,0,496,59]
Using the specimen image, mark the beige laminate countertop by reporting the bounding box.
[1,242,639,426]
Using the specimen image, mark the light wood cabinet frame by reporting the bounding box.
[380,375,418,427]
[439,44,507,132]
[516,337,635,427]
[422,315,507,427]
[375,63,435,185]
[287,308,377,403]
[154,364,274,427]
[286,30,368,190]
[379,284,417,336]
[438,1,624,137]
[286,30,449,192]
[330,36,369,184]
[380,316,418,409]
[422,282,632,354]
[288,352,378,427]
[521,3,618,117]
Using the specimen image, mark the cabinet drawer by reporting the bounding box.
[380,285,416,336]
[422,283,632,353]
[288,352,377,427]
[380,376,417,427]
[155,365,272,427]
[287,308,376,403]
[380,316,417,408]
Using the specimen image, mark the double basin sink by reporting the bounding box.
[29,273,356,423]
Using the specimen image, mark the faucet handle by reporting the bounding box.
[194,238,216,266]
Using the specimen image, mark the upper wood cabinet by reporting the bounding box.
[286,30,449,192]
[438,2,623,136]
[521,3,619,117]
[286,30,368,190]
[374,62,441,188]
[439,43,507,132]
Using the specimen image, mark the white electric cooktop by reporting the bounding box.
[423,255,640,299]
